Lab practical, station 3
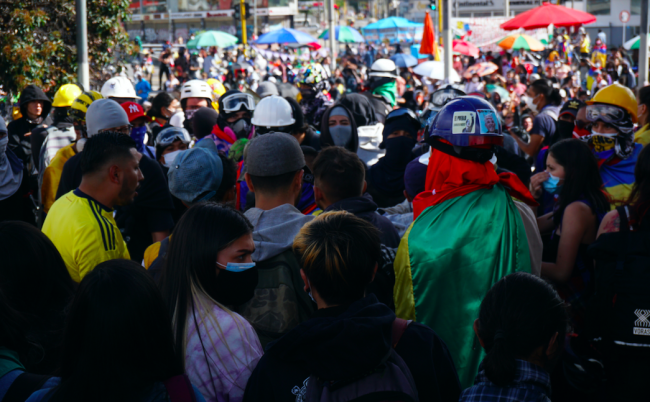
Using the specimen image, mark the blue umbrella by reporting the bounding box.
[364,17,423,30]
[319,26,365,43]
[255,27,318,44]
[390,53,418,68]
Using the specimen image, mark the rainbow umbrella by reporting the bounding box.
[463,62,498,79]
[318,26,364,43]
[623,34,650,50]
[497,34,545,51]
[186,30,238,49]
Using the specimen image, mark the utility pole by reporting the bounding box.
[75,0,89,90]
[254,0,258,38]
[328,0,337,71]
[640,0,649,88]
[504,0,509,17]
[241,0,248,45]
[443,0,452,80]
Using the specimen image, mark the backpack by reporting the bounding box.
[235,249,316,348]
[303,318,419,402]
[586,205,650,356]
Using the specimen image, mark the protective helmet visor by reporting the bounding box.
[222,93,255,113]
[155,127,192,147]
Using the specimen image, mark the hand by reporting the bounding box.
[530,171,549,199]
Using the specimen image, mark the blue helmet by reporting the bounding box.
[426,96,503,148]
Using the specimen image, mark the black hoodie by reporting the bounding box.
[243,295,461,402]
[337,93,379,127]
[7,85,52,170]
[319,104,359,153]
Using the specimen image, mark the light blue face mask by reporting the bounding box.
[216,261,256,272]
[542,172,563,194]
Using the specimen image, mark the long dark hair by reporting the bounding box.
[148,91,175,120]
[50,260,182,402]
[0,222,76,374]
[530,79,562,107]
[627,144,650,225]
[478,272,568,386]
[159,203,254,393]
[549,139,610,227]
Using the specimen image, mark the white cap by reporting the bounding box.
[86,99,130,136]
[251,95,295,128]
[101,76,140,99]
[180,80,213,102]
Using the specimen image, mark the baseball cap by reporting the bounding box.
[86,99,130,136]
[167,139,224,204]
[244,132,305,177]
[559,99,585,119]
[121,101,146,123]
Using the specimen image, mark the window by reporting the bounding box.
[631,0,640,15]
[586,0,610,15]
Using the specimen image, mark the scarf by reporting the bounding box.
[413,147,537,219]
[372,81,397,107]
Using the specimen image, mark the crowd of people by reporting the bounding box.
[1,29,650,402]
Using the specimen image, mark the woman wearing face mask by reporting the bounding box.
[0,117,35,224]
[464,74,484,94]
[160,203,263,402]
[515,79,562,158]
[366,108,420,208]
[319,105,359,153]
[530,139,609,333]
[155,126,191,171]
[148,92,180,141]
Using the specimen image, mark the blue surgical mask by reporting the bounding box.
[130,126,147,152]
[542,172,563,194]
[216,261,256,272]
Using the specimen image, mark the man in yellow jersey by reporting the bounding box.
[42,132,144,282]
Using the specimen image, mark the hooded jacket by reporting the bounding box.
[337,93,378,127]
[319,104,359,153]
[324,195,400,248]
[7,85,52,169]
[242,294,461,402]
[244,204,314,262]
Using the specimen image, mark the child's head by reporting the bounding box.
[474,272,568,386]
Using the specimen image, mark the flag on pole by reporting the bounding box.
[419,11,439,61]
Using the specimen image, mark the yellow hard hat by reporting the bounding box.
[52,84,83,108]
[587,83,638,123]
[71,91,103,122]
[207,78,226,98]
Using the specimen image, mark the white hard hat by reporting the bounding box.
[180,80,213,102]
[251,95,295,128]
[101,76,140,99]
[369,59,398,79]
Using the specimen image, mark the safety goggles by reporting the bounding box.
[155,127,191,147]
[586,104,626,125]
[222,93,255,113]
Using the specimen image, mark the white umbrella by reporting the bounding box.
[413,61,461,83]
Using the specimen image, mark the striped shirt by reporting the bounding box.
[42,189,130,282]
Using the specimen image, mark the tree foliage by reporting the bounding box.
[0,0,134,96]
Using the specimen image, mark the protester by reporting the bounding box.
[0,221,76,377]
[312,146,399,247]
[530,139,609,331]
[363,59,399,122]
[159,203,263,402]
[460,272,567,401]
[515,79,562,158]
[135,71,152,102]
[244,211,461,402]
[154,126,191,169]
[26,259,206,402]
[147,92,180,140]
[366,108,420,208]
[179,80,215,135]
[207,90,255,156]
[121,101,156,159]
[239,133,315,347]
[191,107,220,140]
[394,97,540,388]
[0,116,35,224]
[297,64,331,130]
[43,132,140,282]
[319,104,359,153]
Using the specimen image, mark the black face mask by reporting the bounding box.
[301,88,317,100]
[557,120,575,141]
[229,118,252,139]
[211,268,259,307]
[383,136,416,167]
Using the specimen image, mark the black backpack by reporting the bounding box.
[586,205,650,355]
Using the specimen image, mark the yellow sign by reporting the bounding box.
[457,21,464,29]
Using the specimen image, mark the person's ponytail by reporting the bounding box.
[548,87,562,106]
[530,79,562,107]
[482,331,517,386]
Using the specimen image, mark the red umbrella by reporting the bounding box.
[307,42,321,50]
[453,40,479,58]
[501,2,596,30]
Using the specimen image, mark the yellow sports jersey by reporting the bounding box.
[42,189,130,282]
[41,143,76,214]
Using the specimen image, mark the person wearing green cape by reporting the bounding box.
[361,59,399,123]
[393,96,541,388]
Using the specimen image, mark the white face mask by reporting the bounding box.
[162,149,185,168]
[472,77,479,83]
[524,94,539,114]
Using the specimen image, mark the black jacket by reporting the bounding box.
[243,295,461,402]
[324,195,400,248]
[7,85,52,171]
